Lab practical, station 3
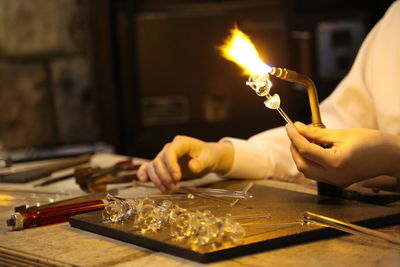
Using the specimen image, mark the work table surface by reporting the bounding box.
[0,153,399,266]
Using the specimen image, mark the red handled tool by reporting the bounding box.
[6,200,105,230]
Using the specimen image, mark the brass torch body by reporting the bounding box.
[270,67,325,128]
[270,67,343,197]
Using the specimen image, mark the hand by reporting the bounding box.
[136,135,233,193]
[285,122,400,187]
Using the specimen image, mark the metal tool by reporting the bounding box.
[87,173,253,202]
[131,182,242,204]
[7,143,113,163]
[84,173,138,193]
[74,158,141,192]
[37,159,140,188]
[35,172,74,187]
[230,182,254,207]
[179,186,253,199]
[303,211,400,245]
[0,187,72,195]
[0,155,91,183]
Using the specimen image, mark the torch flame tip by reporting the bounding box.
[218,26,271,76]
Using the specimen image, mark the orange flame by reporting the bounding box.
[218,27,272,75]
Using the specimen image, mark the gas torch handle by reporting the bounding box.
[7,200,105,230]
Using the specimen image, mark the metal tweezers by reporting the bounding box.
[131,182,253,200]
[177,186,253,199]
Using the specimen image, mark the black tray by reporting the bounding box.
[69,182,400,262]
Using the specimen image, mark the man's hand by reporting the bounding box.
[137,135,233,193]
[285,122,400,187]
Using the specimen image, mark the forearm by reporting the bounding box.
[218,127,306,182]
[209,142,234,175]
[382,133,400,178]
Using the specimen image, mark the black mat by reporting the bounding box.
[69,181,400,262]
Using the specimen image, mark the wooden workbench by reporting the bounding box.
[0,153,399,266]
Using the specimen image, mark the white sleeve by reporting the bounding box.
[321,0,400,130]
[220,126,304,183]
[319,19,379,129]
[220,1,400,182]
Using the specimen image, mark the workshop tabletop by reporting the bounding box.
[0,153,399,266]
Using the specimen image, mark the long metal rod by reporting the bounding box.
[303,211,400,245]
[242,222,301,227]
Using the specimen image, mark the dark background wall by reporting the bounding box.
[0,0,98,150]
[0,0,395,159]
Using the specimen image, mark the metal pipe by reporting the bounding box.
[270,67,325,128]
[270,67,342,197]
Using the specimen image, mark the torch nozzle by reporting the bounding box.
[270,67,298,82]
